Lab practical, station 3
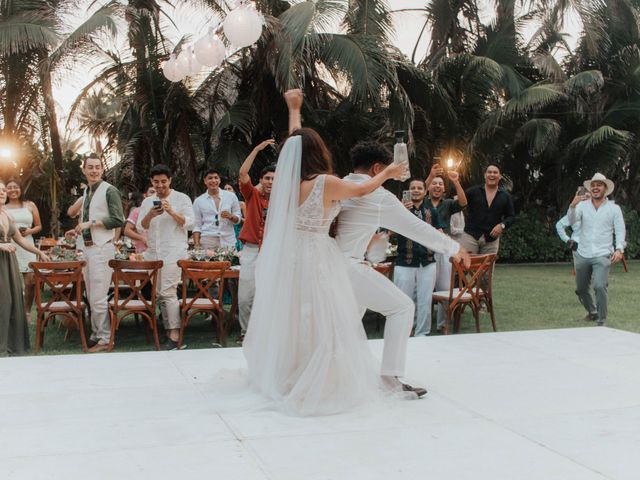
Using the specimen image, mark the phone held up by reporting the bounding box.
[402,190,411,203]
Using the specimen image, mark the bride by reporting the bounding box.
[243,90,408,415]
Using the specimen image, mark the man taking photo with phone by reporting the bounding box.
[567,173,625,326]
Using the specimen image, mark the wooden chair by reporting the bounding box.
[432,254,497,334]
[177,260,230,348]
[108,259,163,352]
[30,261,87,353]
[37,238,58,251]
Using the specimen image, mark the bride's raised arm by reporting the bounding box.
[323,162,408,202]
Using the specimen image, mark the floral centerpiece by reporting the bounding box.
[114,238,136,261]
[189,246,240,266]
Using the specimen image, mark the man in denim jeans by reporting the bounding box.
[568,173,626,326]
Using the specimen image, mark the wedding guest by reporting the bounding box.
[424,165,468,332]
[193,169,242,249]
[1,181,51,356]
[556,213,581,268]
[568,173,625,326]
[460,163,515,255]
[4,178,43,323]
[68,154,125,352]
[223,183,245,251]
[394,178,443,336]
[138,164,194,350]
[237,140,276,342]
[124,186,156,253]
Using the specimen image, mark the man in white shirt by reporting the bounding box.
[555,214,581,268]
[193,169,242,249]
[138,164,195,350]
[335,141,470,396]
[567,173,625,326]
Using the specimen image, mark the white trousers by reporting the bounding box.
[434,253,452,329]
[393,263,437,336]
[199,236,222,249]
[84,242,115,344]
[238,244,259,334]
[349,262,414,377]
[146,250,184,330]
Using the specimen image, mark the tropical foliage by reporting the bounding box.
[1,0,640,238]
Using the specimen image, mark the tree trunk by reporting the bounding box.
[40,68,64,237]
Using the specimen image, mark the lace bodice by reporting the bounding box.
[296,174,340,234]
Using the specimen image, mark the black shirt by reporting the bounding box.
[395,201,443,267]
[464,185,515,241]
[426,198,464,235]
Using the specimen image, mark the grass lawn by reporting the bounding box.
[26,261,640,355]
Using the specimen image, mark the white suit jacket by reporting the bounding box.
[335,173,460,262]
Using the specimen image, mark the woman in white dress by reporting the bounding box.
[4,179,43,323]
[243,90,408,415]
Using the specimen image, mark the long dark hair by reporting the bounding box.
[290,128,333,181]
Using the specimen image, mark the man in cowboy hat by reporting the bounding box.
[568,173,626,326]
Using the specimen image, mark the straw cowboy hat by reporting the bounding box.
[584,172,615,196]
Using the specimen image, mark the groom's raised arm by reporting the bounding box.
[379,191,460,257]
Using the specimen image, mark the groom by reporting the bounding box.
[335,141,470,397]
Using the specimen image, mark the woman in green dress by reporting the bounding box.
[0,181,49,356]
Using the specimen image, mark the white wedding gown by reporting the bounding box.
[243,172,383,416]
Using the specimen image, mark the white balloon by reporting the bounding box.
[162,57,184,82]
[194,33,226,68]
[177,46,202,77]
[223,5,263,48]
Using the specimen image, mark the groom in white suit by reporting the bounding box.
[335,141,470,396]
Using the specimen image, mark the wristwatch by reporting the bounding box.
[91,220,97,226]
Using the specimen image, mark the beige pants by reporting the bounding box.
[146,250,185,330]
[84,242,115,344]
[460,233,500,255]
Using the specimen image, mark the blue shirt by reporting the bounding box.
[555,214,581,244]
[568,199,625,258]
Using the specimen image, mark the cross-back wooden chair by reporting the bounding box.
[30,261,87,353]
[108,259,163,352]
[177,260,230,348]
[432,254,497,334]
[37,238,58,252]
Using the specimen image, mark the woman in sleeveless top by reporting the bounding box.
[0,181,49,356]
[4,179,42,323]
[243,90,408,415]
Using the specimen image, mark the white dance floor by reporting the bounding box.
[2,327,640,480]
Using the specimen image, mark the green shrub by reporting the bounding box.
[499,211,572,263]
[499,207,640,263]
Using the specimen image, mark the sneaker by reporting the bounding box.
[161,339,185,351]
[582,313,598,322]
[597,319,606,326]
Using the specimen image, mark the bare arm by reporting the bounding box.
[425,163,443,191]
[239,139,276,185]
[447,171,467,207]
[124,222,146,243]
[323,162,408,203]
[10,219,49,260]
[284,89,302,133]
[67,197,83,218]
[26,201,43,237]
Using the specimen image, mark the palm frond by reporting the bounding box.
[514,118,561,156]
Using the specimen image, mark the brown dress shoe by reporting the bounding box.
[87,343,109,353]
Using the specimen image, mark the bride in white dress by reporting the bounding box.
[243,90,408,416]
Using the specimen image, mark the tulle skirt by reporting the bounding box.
[243,232,382,416]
